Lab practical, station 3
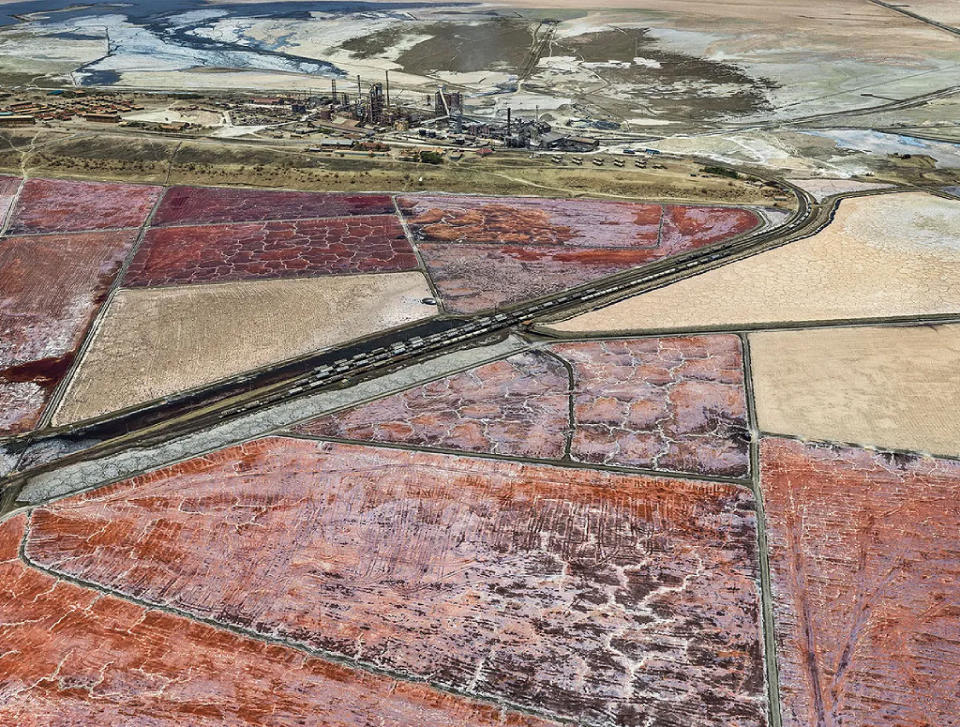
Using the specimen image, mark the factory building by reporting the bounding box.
[367,83,385,125]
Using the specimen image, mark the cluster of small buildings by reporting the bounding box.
[0,89,144,126]
[0,81,602,155]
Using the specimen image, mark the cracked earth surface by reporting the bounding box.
[398,197,759,313]
[761,437,960,727]
[0,514,556,727]
[22,437,767,727]
[295,336,748,478]
[152,186,396,226]
[6,178,161,234]
[556,337,750,477]
[296,350,571,459]
[124,215,418,287]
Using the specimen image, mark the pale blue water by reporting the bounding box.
[2,0,462,85]
[1,1,437,26]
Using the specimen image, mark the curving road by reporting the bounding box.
[0,178,823,494]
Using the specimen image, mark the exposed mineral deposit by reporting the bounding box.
[549,193,960,332]
[7,178,160,234]
[26,438,768,727]
[295,350,571,458]
[52,273,435,424]
[785,177,893,201]
[152,186,395,226]
[553,336,749,477]
[418,243,680,312]
[403,198,758,312]
[660,205,761,248]
[0,230,135,435]
[296,336,749,477]
[399,195,663,247]
[0,175,19,228]
[0,515,554,727]
[760,437,960,727]
[124,215,418,287]
[750,323,960,456]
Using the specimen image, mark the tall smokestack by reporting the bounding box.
[356,74,362,97]
[385,69,390,109]
[507,107,511,136]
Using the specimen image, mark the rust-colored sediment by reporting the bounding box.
[399,195,662,247]
[417,243,678,313]
[553,336,749,477]
[0,230,136,435]
[760,437,960,727]
[660,205,760,248]
[26,438,767,726]
[152,186,395,226]
[402,197,758,313]
[296,350,570,458]
[0,515,554,727]
[7,178,161,234]
[297,336,749,478]
[124,215,418,287]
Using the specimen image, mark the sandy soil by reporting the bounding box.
[750,323,960,456]
[123,107,224,127]
[895,0,960,25]
[548,192,960,332]
[53,272,434,425]
[649,128,960,178]
[785,178,894,201]
[3,129,781,205]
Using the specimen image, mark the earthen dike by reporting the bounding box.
[1,174,822,507]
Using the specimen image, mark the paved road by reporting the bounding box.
[0,180,821,489]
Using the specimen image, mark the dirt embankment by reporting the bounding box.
[0,129,789,206]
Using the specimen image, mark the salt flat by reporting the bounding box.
[53,272,434,424]
[548,192,960,333]
[750,323,960,456]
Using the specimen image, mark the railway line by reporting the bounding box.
[0,181,821,500]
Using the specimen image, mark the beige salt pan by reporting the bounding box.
[54,272,434,424]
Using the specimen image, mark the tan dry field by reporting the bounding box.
[52,272,434,425]
[0,129,785,206]
[0,129,779,205]
[750,323,960,457]
[785,178,894,201]
[546,192,960,333]
[489,0,959,60]
[894,0,960,26]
